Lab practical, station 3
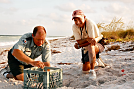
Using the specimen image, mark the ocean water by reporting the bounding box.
[0,35,65,47]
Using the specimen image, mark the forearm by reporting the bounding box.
[12,49,34,64]
[75,38,90,49]
[79,42,90,47]
[75,35,103,49]
[76,38,88,45]
[77,37,94,45]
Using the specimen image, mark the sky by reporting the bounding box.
[0,0,134,36]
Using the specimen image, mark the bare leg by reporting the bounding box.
[82,62,90,71]
[88,45,97,70]
[82,61,99,74]
[88,44,100,79]
[82,44,99,71]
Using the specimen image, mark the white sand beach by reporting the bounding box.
[0,37,134,89]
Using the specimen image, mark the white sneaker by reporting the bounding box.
[89,70,96,80]
[0,68,7,75]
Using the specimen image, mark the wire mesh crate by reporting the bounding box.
[23,67,62,89]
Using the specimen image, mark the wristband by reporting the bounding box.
[78,44,81,49]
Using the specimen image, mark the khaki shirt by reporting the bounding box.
[72,18,102,53]
[11,33,51,65]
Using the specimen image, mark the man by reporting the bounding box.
[72,10,106,80]
[1,26,51,81]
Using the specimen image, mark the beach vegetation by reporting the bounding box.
[97,17,134,42]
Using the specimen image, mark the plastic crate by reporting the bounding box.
[23,67,62,89]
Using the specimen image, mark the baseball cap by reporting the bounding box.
[72,10,85,20]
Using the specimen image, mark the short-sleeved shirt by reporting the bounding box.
[72,18,102,53]
[11,33,51,65]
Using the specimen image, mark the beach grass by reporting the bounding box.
[101,29,134,42]
[97,17,134,42]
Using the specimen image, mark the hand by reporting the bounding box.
[87,37,96,45]
[74,43,80,49]
[30,61,45,69]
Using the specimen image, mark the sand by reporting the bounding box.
[0,37,134,89]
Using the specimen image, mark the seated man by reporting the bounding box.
[72,10,107,80]
[1,26,51,81]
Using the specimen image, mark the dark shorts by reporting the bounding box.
[8,49,33,77]
[81,43,104,64]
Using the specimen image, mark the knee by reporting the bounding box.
[88,51,96,59]
[88,45,92,50]
[16,73,24,81]
[88,45,95,52]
